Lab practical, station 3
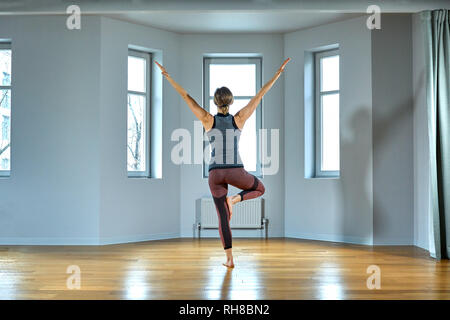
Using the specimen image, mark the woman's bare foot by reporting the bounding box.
[226,196,234,219]
[222,261,235,268]
[223,248,235,268]
[226,195,241,220]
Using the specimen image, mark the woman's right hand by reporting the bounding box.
[155,61,169,78]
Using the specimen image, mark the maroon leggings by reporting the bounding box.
[208,167,265,250]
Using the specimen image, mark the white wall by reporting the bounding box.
[371,14,414,245]
[284,16,374,244]
[412,12,430,251]
[0,15,183,244]
[178,34,285,238]
[0,14,422,248]
[0,16,101,244]
[98,17,181,244]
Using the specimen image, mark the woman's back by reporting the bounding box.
[206,113,243,171]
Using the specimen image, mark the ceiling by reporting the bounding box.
[1,0,448,13]
[105,11,362,34]
[1,0,448,34]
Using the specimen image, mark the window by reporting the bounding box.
[127,49,151,177]
[0,43,11,177]
[315,50,340,177]
[203,57,262,177]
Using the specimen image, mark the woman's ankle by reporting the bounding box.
[225,248,233,258]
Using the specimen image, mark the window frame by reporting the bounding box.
[127,49,152,178]
[314,49,340,178]
[0,42,11,177]
[203,57,262,178]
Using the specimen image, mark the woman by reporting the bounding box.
[155,58,290,268]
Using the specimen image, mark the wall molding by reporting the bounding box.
[285,232,373,246]
[0,237,101,246]
[373,238,414,246]
[99,232,179,245]
[0,232,180,246]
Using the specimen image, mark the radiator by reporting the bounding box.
[199,197,264,229]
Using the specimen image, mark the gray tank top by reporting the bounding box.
[206,113,244,171]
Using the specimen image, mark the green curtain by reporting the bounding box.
[423,9,450,259]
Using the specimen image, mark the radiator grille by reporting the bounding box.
[200,198,263,229]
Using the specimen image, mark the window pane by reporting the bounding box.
[128,56,146,93]
[321,93,339,171]
[2,116,9,140]
[209,98,256,172]
[0,49,11,86]
[1,158,9,170]
[127,94,146,172]
[0,89,11,109]
[0,89,10,171]
[321,55,339,92]
[209,64,256,96]
[0,113,10,171]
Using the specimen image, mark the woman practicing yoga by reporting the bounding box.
[155,58,290,268]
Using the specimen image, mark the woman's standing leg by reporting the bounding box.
[208,169,234,268]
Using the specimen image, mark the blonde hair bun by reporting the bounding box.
[213,87,234,112]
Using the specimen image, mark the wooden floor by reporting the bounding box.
[0,238,449,300]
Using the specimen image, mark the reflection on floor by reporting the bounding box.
[0,238,449,299]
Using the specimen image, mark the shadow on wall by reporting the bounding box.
[339,107,372,243]
[338,94,413,244]
[372,97,414,243]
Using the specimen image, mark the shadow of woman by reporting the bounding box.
[339,96,415,245]
[339,107,373,243]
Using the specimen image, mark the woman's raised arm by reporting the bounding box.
[234,58,290,129]
[155,61,214,131]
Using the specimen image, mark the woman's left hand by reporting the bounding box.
[277,58,291,74]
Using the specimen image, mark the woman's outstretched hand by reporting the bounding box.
[277,58,291,75]
[154,61,213,130]
[155,61,169,78]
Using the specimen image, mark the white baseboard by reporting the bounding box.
[285,232,373,245]
[99,232,179,245]
[414,239,430,251]
[373,238,414,246]
[0,233,180,246]
[0,237,100,245]
[0,233,417,247]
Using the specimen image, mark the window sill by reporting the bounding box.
[306,176,340,180]
[0,172,10,179]
[127,176,161,180]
